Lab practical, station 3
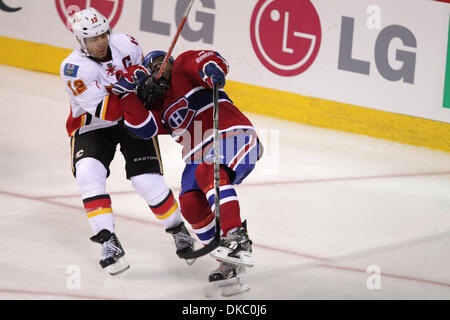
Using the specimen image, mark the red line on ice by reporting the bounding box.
[34,170,450,200]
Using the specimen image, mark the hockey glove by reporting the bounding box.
[112,65,150,95]
[136,75,170,110]
[200,61,226,89]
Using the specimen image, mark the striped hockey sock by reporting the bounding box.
[205,185,241,236]
[179,190,216,245]
[191,212,216,246]
[195,163,242,236]
[83,194,114,234]
[149,190,183,229]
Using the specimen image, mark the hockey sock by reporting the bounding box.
[83,194,114,234]
[180,190,216,245]
[149,189,183,229]
[75,158,113,235]
[195,163,242,235]
[131,173,183,229]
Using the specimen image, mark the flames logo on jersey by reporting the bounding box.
[106,64,117,77]
[163,98,196,135]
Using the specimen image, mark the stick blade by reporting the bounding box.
[178,237,220,259]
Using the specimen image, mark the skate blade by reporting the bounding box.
[205,275,250,298]
[106,257,130,276]
[210,247,253,267]
[221,282,250,297]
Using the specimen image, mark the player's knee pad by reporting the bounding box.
[75,157,107,198]
[194,163,231,194]
[179,190,213,225]
[130,173,169,206]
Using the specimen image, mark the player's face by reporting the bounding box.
[150,56,172,83]
[84,33,109,60]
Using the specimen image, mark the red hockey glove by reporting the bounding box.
[112,65,150,95]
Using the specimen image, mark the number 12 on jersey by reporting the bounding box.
[67,80,87,96]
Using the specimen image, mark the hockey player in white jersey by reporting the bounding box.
[60,7,195,275]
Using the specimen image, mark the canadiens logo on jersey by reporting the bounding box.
[162,87,234,137]
[164,98,196,135]
[64,63,79,77]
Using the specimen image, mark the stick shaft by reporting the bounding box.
[213,83,221,237]
[178,84,221,260]
[155,0,195,81]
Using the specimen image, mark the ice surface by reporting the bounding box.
[0,65,449,299]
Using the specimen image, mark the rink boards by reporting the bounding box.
[1,0,450,151]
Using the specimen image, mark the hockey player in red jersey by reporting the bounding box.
[111,50,263,284]
[60,8,195,275]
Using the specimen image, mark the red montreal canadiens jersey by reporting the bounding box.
[150,50,256,162]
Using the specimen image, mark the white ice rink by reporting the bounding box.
[0,65,449,300]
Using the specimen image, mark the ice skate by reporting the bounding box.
[166,222,197,265]
[90,229,130,275]
[210,223,253,267]
[206,262,250,297]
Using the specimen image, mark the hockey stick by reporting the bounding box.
[150,0,221,260]
[154,0,195,82]
[179,83,221,259]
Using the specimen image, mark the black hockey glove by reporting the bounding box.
[136,75,169,110]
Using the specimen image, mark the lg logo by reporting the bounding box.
[0,0,21,12]
[250,0,322,77]
[250,1,417,84]
[140,0,215,44]
[338,12,417,84]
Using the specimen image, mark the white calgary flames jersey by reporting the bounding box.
[60,33,143,136]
